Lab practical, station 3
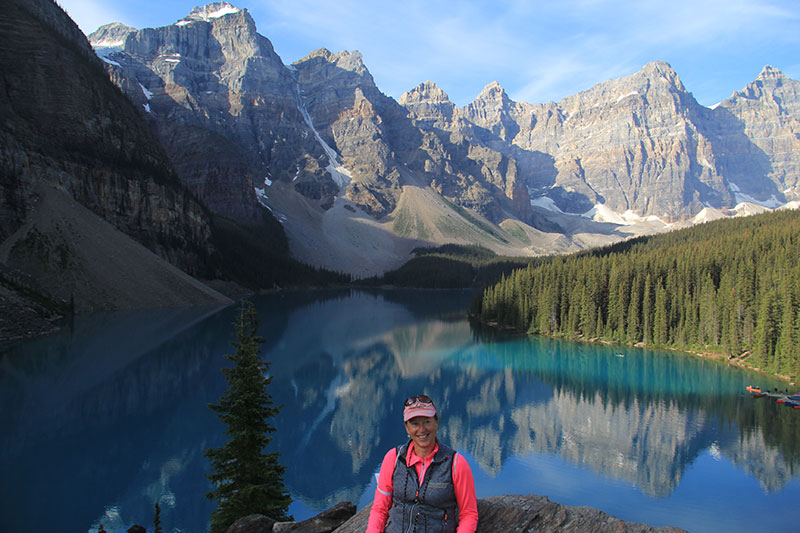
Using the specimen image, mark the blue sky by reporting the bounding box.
[58,0,800,108]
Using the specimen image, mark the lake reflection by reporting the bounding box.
[1,289,799,533]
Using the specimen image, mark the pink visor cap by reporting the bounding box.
[403,399,437,421]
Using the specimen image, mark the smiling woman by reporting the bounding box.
[366,395,479,533]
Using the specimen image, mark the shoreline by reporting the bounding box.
[473,316,797,389]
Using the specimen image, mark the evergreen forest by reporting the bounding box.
[473,209,800,381]
[359,244,544,288]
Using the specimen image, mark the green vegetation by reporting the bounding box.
[359,243,547,289]
[393,208,431,239]
[502,221,531,245]
[205,301,292,533]
[412,243,497,261]
[441,198,509,244]
[473,209,800,381]
[153,502,162,533]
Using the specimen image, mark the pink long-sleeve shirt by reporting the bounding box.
[366,442,478,533]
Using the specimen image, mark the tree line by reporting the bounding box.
[359,243,546,288]
[472,209,800,381]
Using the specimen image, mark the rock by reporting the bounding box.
[714,65,800,203]
[89,2,312,225]
[0,0,230,315]
[331,496,685,532]
[12,0,800,281]
[226,514,276,533]
[473,495,684,532]
[126,526,147,533]
[406,60,800,222]
[1,0,216,272]
[95,3,536,228]
[273,501,356,533]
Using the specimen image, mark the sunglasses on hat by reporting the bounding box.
[404,394,433,406]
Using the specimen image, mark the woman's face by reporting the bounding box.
[405,416,439,450]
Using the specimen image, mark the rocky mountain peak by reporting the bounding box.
[729,64,796,102]
[399,80,455,125]
[641,60,677,79]
[636,61,688,93]
[399,81,452,105]
[294,48,375,87]
[300,47,335,62]
[88,22,136,48]
[298,48,364,68]
[463,80,521,139]
[41,0,800,278]
[476,80,508,101]
[758,64,785,81]
[178,2,242,24]
[716,64,800,204]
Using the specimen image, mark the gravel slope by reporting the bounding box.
[0,186,232,325]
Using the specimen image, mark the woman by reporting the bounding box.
[366,395,478,533]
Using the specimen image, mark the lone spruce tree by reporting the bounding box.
[205,300,292,533]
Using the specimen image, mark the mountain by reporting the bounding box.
[407,62,800,221]
[5,1,799,298]
[86,3,800,278]
[91,4,314,224]
[713,65,800,205]
[89,3,619,276]
[0,0,215,269]
[0,0,234,326]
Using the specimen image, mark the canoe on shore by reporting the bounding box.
[746,387,800,409]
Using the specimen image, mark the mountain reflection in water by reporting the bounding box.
[1,289,799,533]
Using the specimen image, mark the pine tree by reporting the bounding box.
[626,278,641,343]
[753,288,780,370]
[642,273,653,344]
[654,283,668,346]
[205,300,292,533]
[154,502,162,533]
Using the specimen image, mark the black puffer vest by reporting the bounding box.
[386,440,458,533]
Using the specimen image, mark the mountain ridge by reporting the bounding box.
[6,1,799,285]
[85,3,800,275]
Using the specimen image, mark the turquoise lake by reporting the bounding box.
[1,289,799,532]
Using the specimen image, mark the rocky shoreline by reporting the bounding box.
[226,495,686,533]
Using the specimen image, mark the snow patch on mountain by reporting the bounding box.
[616,91,639,103]
[92,38,125,48]
[728,181,783,208]
[581,203,670,227]
[736,192,783,209]
[177,2,241,25]
[138,83,153,100]
[92,42,124,66]
[692,207,727,224]
[530,196,564,213]
[97,52,121,67]
[294,85,352,189]
[733,202,770,217]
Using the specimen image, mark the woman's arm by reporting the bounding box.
[366,448,397,533]
[452,453,478,533]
